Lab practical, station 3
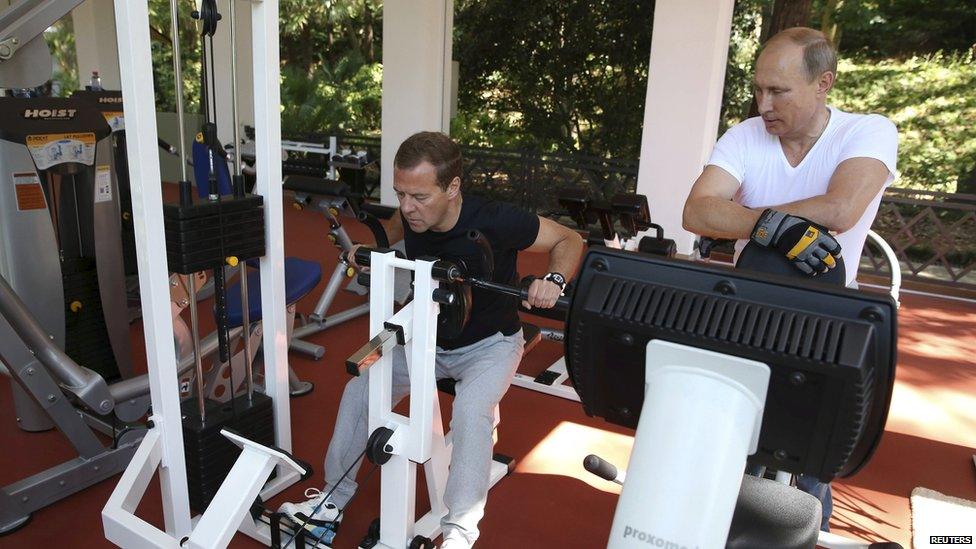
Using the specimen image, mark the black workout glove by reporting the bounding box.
[750,209,842,276]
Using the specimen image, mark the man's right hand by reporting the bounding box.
[750,209,842,276]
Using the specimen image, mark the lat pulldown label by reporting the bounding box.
[26,132,97,169]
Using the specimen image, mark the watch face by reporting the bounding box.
[546,272,566,286]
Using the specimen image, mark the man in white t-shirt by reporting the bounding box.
[683,27,898,288]
[683,27,898,532]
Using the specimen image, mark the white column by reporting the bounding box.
[212,0,254,148]
[72,0,121,89]
[635,0,734,255]
[112,0,192,536]
[250,0,291,456]
[380,0,453,206]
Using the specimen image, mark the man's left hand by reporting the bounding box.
[523,279,562,309]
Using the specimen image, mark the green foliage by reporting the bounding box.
[279,0,380,70]
[813,0,976,58]
[830,53,976,192]
[147,0,202,113]
[280,58,382,136]
[276,0,383,135]
[453,0,654,158]
[44,16,78,96]
[146,0,382,130]
[720,0,764,134]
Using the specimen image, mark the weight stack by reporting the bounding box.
[163,194,266,274]
[182,391,276,513]
[62,256,119,381]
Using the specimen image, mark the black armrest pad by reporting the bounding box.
[282,175,350,197]
[361,202,398,220]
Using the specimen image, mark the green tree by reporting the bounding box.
[147,0,203,113]
[453,0,654,158]
[815,0,976,58]
[45,16,79,96]
[277,0,383,134]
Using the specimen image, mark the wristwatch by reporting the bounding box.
[543,272,567,294]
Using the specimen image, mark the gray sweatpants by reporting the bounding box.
[322,330,525,545]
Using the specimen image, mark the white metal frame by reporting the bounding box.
[363,251,508,548]
[865,229,901,306]
[101,1,300,547]
[511,355,580,402]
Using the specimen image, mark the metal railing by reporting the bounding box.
[293,133,976,292]
[864,188,976,290]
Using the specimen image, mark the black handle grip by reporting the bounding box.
[583,454,618,482]
[354,247,373,267]
[353,246,403,267]
[158,137,178,156]
[357,211,390,249]
[466,276,570,312]
[431,288,456,305]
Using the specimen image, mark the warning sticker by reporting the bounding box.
[102,111,125,132]
[26,132,97,170]
[95,165,113,203]
[12,172,46,211]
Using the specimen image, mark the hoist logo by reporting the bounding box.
[23,108,77,120]
[98,97,123,104]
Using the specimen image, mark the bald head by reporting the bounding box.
[760,27,837,83]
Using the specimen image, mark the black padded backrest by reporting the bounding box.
[726,475,821,549]
[282,175,350,197]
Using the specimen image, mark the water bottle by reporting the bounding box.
[89,71,103,91]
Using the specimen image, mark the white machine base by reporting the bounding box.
[103,427,304,549]
[512,357,580,402]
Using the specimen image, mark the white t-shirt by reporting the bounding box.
[707,106,898,286]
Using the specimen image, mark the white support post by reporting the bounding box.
[103,2,299,547]
[379,0,453,206]
[634,0,734,255]
[72,0,121,89]
[110,0,191,538]
[250,0,291,461]
[609,340,769,549]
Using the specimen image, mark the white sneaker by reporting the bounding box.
[277,488,342,526]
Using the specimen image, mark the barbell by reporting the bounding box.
[352,231,570,341]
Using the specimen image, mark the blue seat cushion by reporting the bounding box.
[222,257,322,328]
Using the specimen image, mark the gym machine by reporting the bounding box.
[0,270,149,534]
[334,234,549,549]
[0,96,135,406]
[71,86,182,314]
[566,248,900,548]
[101,1,320,547]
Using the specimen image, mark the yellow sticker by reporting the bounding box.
[102,111,125,132]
